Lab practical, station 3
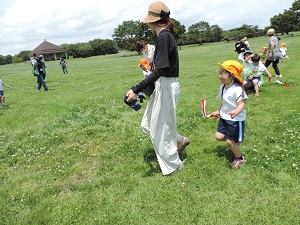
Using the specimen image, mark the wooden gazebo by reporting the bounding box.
[29,39,67,60]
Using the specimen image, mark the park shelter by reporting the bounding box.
[29,39,67,61]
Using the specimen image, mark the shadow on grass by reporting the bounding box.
[204,145,233,161]
[142,148,188,177]
[143,148,160,177]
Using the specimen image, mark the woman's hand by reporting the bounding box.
[125,89,138,102]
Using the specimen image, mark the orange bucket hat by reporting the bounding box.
[219,60,243,85]
[138,59,151,71]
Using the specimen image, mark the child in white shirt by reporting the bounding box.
[243,54,273,96]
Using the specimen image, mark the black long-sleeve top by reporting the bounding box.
[131,29,179,94]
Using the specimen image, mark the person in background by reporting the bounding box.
[234,37,247,62]
[136,40,156,68]
[0,77,11,109]
[279,43,289,63]
[265,28,283,78]
[125,1,190,175]
[59,57,69,75]
[259,47,268,65]
[242,36,250,50]
[212,60,248,168]
[243,54,273,97]
[38,55,46,80]
[32,53,48,91]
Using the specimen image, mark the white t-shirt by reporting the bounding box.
[143,44,155,64]
[280,47,287,56]
[249,61,267,73]
[0,79,3,91]
[218,83,247,121]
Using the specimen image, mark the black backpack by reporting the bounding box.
[244,81,255,94]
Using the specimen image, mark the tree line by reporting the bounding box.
[1,0,299,65]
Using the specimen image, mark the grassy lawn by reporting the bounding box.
[0,33,299,225]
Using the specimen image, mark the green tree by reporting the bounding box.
[99,40,118,55]
[16,50,31,62]
[172,18,186,44]
[113,20,147,51]
[291,0,300,29]
[89,39,104,56]
[5,55,12,64]
[187,21,214,44]
[61,43,80,58]
[78,43,93,58]
[0,55,5,65]
[210,25,223,42]
[270,10,296,34]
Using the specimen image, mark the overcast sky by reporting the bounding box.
[0,0,295,56]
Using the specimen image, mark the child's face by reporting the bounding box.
[261,48,267,54]
[244,53,251,59]
[253,61,259,66]
[219,69,233,85]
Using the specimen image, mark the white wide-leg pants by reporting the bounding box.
[141,77,183,175]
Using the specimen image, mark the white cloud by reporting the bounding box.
[0,0,295,55]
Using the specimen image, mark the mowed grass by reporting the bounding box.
[0,33,299,225]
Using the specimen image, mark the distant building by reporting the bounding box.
[29,39,67,60]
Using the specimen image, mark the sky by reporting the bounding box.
[0,0,295,56]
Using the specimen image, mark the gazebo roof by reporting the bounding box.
[30,40,66,56]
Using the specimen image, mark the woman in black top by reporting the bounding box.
[126,1,190,175]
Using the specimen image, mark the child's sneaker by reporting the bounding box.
[230,156,247,168]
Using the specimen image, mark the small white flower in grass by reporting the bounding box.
[292,163,297,167]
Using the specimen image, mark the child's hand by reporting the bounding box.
[212,111,220,117]
[229,111,236,119]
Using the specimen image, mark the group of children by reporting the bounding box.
[133,37,290,169]
[237,42,289,97]
[214,40,289,168]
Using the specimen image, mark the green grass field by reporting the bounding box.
[0,34,299,225]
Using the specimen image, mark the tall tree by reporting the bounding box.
[113,20,149,51]
[270,10,296,34]
[210,25,223,42]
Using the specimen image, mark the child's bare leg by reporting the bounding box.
[253,80,259,96]
[226,139,242,158]
[215,132,226,141]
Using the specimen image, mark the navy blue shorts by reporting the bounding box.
[245,76,260,82]
[217,118,245,142]
[0,91,3,97]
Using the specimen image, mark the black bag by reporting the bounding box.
[244,80,255,94]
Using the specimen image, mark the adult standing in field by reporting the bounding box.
[125,1,190,176]
[234,37,247,63]
[264,28,283,78]
[59,57,69,75]
[39,55,46,80]
[31,53,48,92]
